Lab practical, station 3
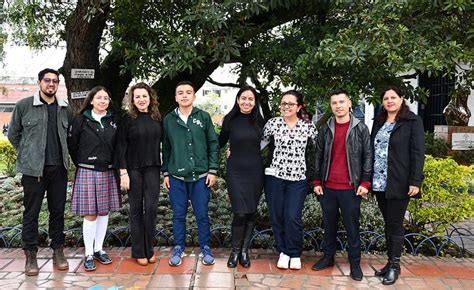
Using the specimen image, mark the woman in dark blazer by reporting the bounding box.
[371,85,425,285]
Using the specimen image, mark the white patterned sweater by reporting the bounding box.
[261,117,317,181]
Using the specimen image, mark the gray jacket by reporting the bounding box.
[8,92,72,177]
[314,114,373,188]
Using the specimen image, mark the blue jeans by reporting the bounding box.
[320,187,362,264]
[264,175,309,257]
[169,176,211,249]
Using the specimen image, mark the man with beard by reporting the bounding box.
[8,68,72,276]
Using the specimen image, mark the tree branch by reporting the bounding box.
[206,77,240,88]
[400,72,418,79]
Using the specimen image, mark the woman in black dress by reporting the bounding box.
[219,86,265,268]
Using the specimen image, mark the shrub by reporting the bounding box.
[407,155,474,235]
[0,140,16,177]
[425,132,450,158]
[450,150,474,166]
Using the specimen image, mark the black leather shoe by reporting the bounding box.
[93,251,112,265]
[375,261,390,277]
[239,250,251,268]
[84,256,96,271]
[382,258,400,285]
[311,256,335,271]
[227,249,239,268]
[350,264,363,281]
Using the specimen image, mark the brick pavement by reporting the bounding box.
[0,247,473,289]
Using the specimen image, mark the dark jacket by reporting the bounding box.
[314,114,373,188]
[67,109,119,172]
[8,92,72,176]
[371,111,425,199]
[162,107,219,182]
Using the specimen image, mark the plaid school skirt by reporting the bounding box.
[71,167,121,216]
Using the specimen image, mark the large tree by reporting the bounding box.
[4,0,473,118]
[5,0,323,115]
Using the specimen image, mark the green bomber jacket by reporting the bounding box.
[162,107,219,182]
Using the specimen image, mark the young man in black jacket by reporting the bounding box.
[312,89,373,281]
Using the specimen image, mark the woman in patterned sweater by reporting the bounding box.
[262,90,317,270]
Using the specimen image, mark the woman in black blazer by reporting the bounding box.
[371,85,425,285]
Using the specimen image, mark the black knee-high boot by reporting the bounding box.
[375,233,391,276]
[239,221,255,268]
[227,225,245,268]
[383,235,403,285]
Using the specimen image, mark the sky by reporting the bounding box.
[1,44,66,81]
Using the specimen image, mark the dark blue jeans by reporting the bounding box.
[169,176,211,249]
[264,175,309,258]
[320,187,362,264]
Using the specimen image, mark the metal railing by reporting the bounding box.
[1,225,472,257]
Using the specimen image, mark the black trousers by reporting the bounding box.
[320,187,362,264]
[128,166,160,259]
[21,165,68,251]
[374,191,409,257]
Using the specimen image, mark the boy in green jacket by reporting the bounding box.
[162,81,219,266]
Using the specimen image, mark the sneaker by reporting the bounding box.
[84,255,96,271]
[200,246,215,265]
[350,263,363,281]
[169,246,184,266]
[277,252,290,269]
[289,257,302,270]
[311,255,334,271]
[93,250,112,265]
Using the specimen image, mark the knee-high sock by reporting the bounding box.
[83,218,97,256]
[94,214,109,253]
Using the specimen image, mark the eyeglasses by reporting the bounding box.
[42,78,60,84]
[280,102,297,108]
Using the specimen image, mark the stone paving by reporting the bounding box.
[0,247,473,289]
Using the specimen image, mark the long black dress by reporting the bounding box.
[219,112,264,213]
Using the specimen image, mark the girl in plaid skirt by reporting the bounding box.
[68,86,121,271]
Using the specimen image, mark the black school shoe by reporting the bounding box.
[311,256,335,271]
[93,251,112,265]
[84,256,96,271]
[350,263,363,281]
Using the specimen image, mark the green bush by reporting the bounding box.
[450,150,474,166]
[425,132,450,158]
[0,140,16,177]
[407,155,474,235]
[0,172,385,250]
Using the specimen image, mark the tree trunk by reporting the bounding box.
[97,49,132,114]
[60,0,111,114]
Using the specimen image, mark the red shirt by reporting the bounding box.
[313,121,370,190]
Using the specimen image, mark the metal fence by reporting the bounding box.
[1,225,472,257]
